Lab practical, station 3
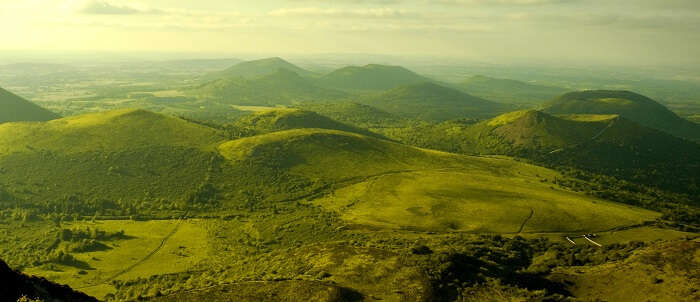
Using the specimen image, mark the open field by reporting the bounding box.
[22,219,209,299]
[312,170,659,233]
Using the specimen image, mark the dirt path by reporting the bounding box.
[77,217,185,289]
[591,118,617,140]
[517,208,534,233]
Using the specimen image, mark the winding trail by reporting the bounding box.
[517,208,534,233]
[77,216,186,289]
[590,118,617,140]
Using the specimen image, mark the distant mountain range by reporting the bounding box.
[190,69,347,106]
[458,75,568,104]
[0,87,60,123]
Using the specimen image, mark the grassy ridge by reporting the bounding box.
[458,75,568,104]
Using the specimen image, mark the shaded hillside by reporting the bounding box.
[294,102,406,128]
[191,69,347,106]
[203,57,315,80]
[233,108,383,138]
[389,110,700,195]
[389,110,613,158]
[544,117,700,195]
[0,259,97,302]
[459,75,568,104]
[545,90,700,142]
[316,64,431,91]
[360,82,511,121]
[0,87,60,123]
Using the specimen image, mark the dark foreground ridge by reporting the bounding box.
[0,259,97,302]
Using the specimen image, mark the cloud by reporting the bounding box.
[268,7,410,18]
[436,0,574,5]
[78,1,162,15]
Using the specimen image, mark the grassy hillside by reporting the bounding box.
[203,57,315,80]
[190,69,347,106]
[0,87,60,123]
[360,82,511,121]
[0,109,658,232]
[316,64,431,91]
[395,110,611,154]
[545,90,700,142]
[1,109,690,302]
[233,108,382,138]
[0,109,224,209]
[459,75,568,104]
[387,110,700,195]
[219,128,658,232]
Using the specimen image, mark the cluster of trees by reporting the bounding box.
[550,168,699,227]
[101,232,660,301]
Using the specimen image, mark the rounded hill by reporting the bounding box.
[360,82,511,121]
[317,64,431,91]
[233,108,382,138]
[204,57,315,80]
[545,90,700,141]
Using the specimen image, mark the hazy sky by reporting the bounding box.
[1,0,699,65]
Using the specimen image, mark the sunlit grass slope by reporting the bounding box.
[0,108,222,154]
[0,109,224,205]
[219,128,659,232]
[312,168,657,233]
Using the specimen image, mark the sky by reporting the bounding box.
[1,0,699,66]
